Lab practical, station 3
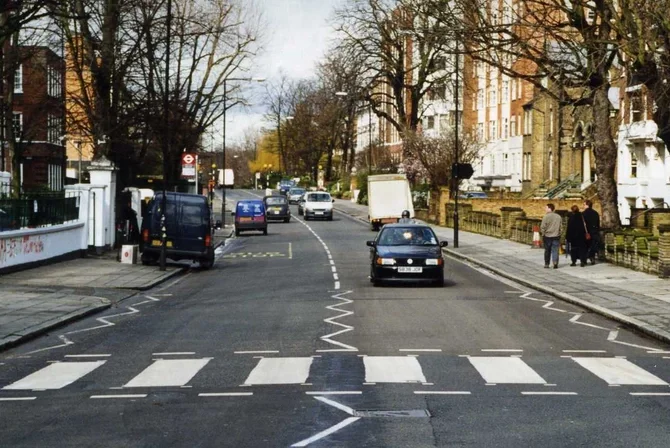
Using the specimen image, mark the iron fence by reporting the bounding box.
[0,196,79,231]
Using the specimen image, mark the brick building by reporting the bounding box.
[5,46,66,192]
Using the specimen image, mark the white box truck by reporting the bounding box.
[367,174,414,231]
[218,169,234,187]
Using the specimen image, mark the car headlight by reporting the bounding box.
[376,257,395,265]
[425,259,443,266]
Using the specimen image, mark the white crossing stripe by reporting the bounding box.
[3,361,106,390]
[363,356,427,383]
[572,357,668,385]
[244,357,313,385]
[468,357,546,384]
[124,358,211,388]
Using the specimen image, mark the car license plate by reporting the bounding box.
[315,211,324,215]
[239,217,252,222]
[398,266,422,273]
[274,211,280,214]
[151,240,172,248]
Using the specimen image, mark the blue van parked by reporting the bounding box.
[141,192,215,268]
[233,200,267,236]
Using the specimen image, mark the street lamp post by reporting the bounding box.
[159,0,173,271]
[453,38,461,249]
[221,77,265,227]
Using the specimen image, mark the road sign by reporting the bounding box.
[181,153,196,179]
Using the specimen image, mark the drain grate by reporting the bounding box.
[354,409,431,418]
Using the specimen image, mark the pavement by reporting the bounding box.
[2,190,670,446]
[334,199,670,345]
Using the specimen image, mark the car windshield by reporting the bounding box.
[266,197,287,205]
[290,189,305,195]
[307,193,331,202]
[377,227,438,246]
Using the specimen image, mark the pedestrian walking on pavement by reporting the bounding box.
[582,199,600,264]
[540,203,562,269]
[566,205,588,267]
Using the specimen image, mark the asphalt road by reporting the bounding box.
[2,189,670,447]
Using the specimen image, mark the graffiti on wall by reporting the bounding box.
[0,234,45,263]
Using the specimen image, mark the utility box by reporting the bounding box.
[120,245,139,264]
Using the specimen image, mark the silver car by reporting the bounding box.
[288,187,306,204]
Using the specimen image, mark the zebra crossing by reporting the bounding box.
[2,354,670,395]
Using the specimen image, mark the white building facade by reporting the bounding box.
[617,85,670,223]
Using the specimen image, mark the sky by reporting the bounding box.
[224,0,344,145]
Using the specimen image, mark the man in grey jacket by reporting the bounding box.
[540,203,562,269]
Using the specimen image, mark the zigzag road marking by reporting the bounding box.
[25,296,161,355]
[317,291,358,352]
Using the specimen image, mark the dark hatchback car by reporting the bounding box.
[367,224,448,286]
[233,200,267,236]
[141,192,214,268]
[264,195,291,222]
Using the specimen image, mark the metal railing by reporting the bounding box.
[0,196,79,232]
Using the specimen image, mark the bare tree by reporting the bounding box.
[438,0,623,228]
[334,0,457,142]
[264,72,294,173]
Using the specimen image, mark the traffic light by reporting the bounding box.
[451,163,474,180]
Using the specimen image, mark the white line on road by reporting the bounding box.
[289,242,293,259]
[306,391,362,395]
[244,357,313,385]
[413,391,471,395]
[0,397,37,401]
[521,392,578,396]
[562,350,607,353]
[333,273,339,280]
[90,394,147,399]
[331,266,337,273]
[64,354,111,358]
[399,349,442,352]
[291,417,361,447]
[364,356,427,383]
[334,281,340,290]
[314,396,356,415]
[199,392,253,397]
[647,351,670,354]
[480,349,523,352]
[468,357,546,384]
[152,352,196,356]
[573,357,668,385]
[234,350,280,354]
[124,358,212,388]
[629,392,670,396]
[3,361,106,390]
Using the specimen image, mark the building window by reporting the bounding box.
[503,118,509,139]
[489,120,497,140]
[488,87,497,106]
[524,109,533,135]
[631,152,638,178]
[549,150,554,179]
[48,114,63,144]
[549,106,554,135]
[491,154,496,173]
[511,78,517,100]
[48,65,63,98]
[12,112,22,136]
[630,91,643,123]
[502,80,509,103]
[440,114,448,132]
[477,122,484,142]
[426,116,435,129]
[503,153,509,174]
[434,56,446,71]
[477,89,484,109]
[14,64,23,93]
[480,157,485,174]
[510,115,517,137]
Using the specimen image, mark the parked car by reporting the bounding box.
[367,223,448,286]
[302,191,334,221]
[141,192,215,269]
[459,191,488,199]
[233,199,267,236]
[264,195,291,223]
[287,187,306,204]
[297,193,306,215]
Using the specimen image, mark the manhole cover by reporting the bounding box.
[354,409,431,418]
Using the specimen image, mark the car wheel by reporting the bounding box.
[304,215,309,221]
[200,256,214,270]
[327,215,333,221]
[235,229,240,237]
[433,274,444,287]
[284,217,290,223]
[263,227,268,236]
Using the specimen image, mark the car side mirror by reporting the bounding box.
[366,241,376,247]
[440,240,448,247]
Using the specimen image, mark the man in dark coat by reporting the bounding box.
[582,200,600,264]
[566,205,588,267]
